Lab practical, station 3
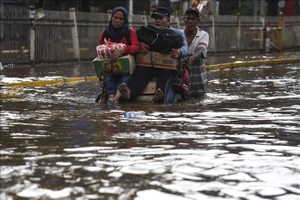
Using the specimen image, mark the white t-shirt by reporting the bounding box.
[182,27,209,58]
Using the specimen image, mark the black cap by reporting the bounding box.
[185,7,200,19]
[151,7,171,18]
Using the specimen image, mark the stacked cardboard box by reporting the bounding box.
[135,51,178,70]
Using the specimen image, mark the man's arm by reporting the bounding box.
[176,30,189,57]
[189,31,209,65]
[195,31,209,59]
[170,29,189,58]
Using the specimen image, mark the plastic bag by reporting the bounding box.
[96,39,126,59]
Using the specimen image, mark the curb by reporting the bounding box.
[1,58,299,88]
[206,58,300,71]
[1,76,99,87]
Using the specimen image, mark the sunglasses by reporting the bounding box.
[113,16,124,21]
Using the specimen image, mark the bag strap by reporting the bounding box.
[151,33,159,46]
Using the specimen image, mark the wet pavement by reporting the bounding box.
[0,52,300,200]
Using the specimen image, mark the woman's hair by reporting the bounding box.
[107,6,129,41]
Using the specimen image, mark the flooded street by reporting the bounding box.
[1,54,300,200]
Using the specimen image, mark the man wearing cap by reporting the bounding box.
[118,7,188,103]
[182,7,209,98]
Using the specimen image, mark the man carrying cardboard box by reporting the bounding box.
[118,7,188,103]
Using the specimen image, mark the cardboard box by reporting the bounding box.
[93,55,135,77]
[135,51,178,70]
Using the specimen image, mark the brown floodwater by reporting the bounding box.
[0,53,300,200]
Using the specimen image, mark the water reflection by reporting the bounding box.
[1,62,300,199]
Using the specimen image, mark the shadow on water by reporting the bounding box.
[1,59,300,199]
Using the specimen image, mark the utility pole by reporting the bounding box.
[0,1,3,39]
[253,0,259,16]
[260,0,266,51]
[29,5,36,66]
[260,0,265,16]
[210,0,216,15]
[129,0,133,23]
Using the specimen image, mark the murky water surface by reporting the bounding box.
[1,55,300,200]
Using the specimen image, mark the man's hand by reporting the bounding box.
[170,48,181,58]
[140,42,150,53]
[188,52,203,65]
[188,55,196,65]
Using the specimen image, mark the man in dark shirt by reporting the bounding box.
[118,7,188,103]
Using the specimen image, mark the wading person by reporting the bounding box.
[98,6,140,105]
[182,7,209,98]
[118,7,188,103]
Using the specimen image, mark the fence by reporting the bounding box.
[0,7,299,64]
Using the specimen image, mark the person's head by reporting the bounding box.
[184,7,200,31]
[110,6,129,29]
[151,7,171,27]
[107,6,129,41]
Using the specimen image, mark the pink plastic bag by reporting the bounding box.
[96,40,126,59]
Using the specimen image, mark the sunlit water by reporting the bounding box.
[1,61,300,200]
